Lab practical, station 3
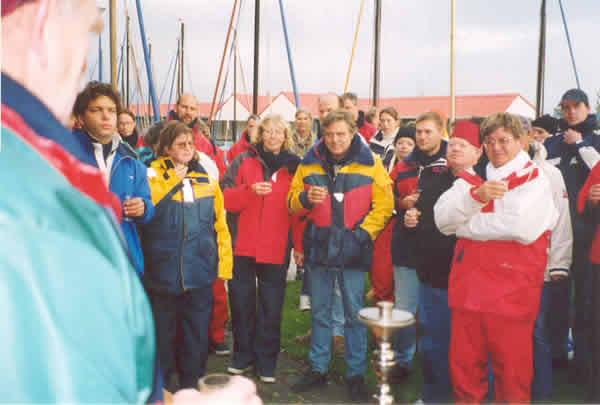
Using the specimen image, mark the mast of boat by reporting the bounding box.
[180,21,185,96]
[126,14,130,108]
[449,0,456,122]
[98,34,103,82]
[535,0,547,117]
[253,0,260,115]
[233,29,238,141]
[372,0,381,106]
[109,0,117,88]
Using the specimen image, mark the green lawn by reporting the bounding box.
[280,279,586,403]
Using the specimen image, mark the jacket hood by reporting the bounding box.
[303,133,374,167]
[404,140,448,167]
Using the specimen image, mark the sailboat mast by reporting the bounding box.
[373,0,381,106]
[253,0,260,115]
[110,0,117,88]
[536,0,547,117]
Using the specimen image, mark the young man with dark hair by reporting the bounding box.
[72,81,154,277]
[544,89,600,389]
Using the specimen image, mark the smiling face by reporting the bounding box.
[483,127,521,168]
[261,122,286,154]
[323,120,353,160]
[295,112,312,135]
[395,137,415,161]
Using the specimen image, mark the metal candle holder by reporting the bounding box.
[358,301,415,405]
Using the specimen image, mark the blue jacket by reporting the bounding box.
[544,114,600,243]
[142,157,233,293]
[73,129,154,275]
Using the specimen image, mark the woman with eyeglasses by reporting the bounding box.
[221,115,301,383]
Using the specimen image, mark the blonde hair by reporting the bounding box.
[480,113,524,142]
[416,111,445,131]
[254,114,292,151]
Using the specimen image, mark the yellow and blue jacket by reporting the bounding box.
[287,134,394,271]
[142,157,232,293]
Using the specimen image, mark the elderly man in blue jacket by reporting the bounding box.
[72,81,154,275]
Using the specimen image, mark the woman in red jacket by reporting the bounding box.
[221,114,301,383]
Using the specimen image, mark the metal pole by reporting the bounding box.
[253,0,260,115]
[134,0,160,122]
[278,0,300,108]
[233,29,238,142]
[536,0,547,117]
[98,34,103,82]
[373,0,381,107]
[149,40,152,120]
[126,15,130,108]
[181,22,185,95]
[109,0,117,88]
[449,0,456,122]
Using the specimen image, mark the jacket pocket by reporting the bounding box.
[305,223,331,267]
[342,227,373,269]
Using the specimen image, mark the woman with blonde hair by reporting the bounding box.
[221,114,301,383]
[289,108,316,158]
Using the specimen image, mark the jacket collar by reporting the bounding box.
[558,114,598,134]
[1,72,97,167]
[404,140,447,167]
[303,133,374,167]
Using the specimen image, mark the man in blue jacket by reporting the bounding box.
[544,88,600,390]
[72,81,154,276]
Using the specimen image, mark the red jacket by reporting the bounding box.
[221,146,301,265]
[359,122,377,144]
[578,162,600,264]
[226,130,253,164]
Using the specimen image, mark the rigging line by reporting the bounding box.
[278,0,300,107]
[208,0,239,125]
[367,0,375,106]
[184,53,196,97]
[129,44,148,117]
[236,37,251,113]
[89,58,99,82]
[557,0,581,89]
[344,0,366,93]
[168,41,180,112]
[214,25,238,139]
[159,49,178,102]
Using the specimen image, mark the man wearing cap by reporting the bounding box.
[518,117,573,401]
[435,113,558,402]
[403,120,482,403]
[544,89,600,385]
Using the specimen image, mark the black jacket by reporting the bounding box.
[408,170,457,289]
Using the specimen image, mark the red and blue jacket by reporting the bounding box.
[288,135,394,271]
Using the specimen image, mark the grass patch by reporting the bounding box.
[280,278,586,403]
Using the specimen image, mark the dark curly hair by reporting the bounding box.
[73,81,122,117]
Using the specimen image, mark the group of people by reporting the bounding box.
[3,0,600,404]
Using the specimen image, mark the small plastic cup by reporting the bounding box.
[122,194,133,222]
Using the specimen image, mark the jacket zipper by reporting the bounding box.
[180,192,187,292]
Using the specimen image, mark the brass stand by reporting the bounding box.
[358,301,415,405]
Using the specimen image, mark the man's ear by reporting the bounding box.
[29,0,52,68]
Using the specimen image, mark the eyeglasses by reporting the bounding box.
[483,136,515,147]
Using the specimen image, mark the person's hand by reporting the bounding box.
[172,375,262,405]
[123,197,145,217]
[588,184,600,206]
[174,164,188,179]
[401,192,420,209]
[551,274,567,281]
[293,251,304,267]
[474,181,508,203]
[251,182,272,196]
[307,186,328,205]
[564,129,583,145]
[404,208,421,228]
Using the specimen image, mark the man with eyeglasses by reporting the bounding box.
[544,89,600,389]
[434,113,558,403]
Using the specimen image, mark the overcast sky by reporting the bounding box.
[90,0,599,115]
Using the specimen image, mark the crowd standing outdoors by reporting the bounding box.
[2,1,600,404]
